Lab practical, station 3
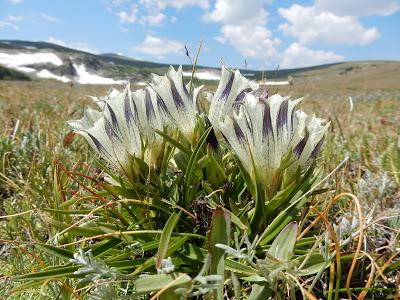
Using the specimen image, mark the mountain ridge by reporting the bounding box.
[1,40,399,86]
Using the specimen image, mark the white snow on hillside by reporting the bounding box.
[36,69,70,83]
[73,64,124,85]
[0,52,63,72]
[182,71,220,81]
[17,66,36,73]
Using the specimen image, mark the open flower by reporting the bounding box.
[219,93,329,193]
[208,66,258,133]
[68,84,143,178]
[149,65,202,142]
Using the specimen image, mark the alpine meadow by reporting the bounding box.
[0,0,400,299]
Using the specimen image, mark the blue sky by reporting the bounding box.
[1,0,399,69]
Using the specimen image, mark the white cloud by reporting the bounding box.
[279,4,379,46]
[7,0,23,3]
[214,36,226,43]
[110,0,129,5]
[204,0,279,61]
[0,15,23,31]
[41,13,59,22]
[281,43,344,68]
[46,37,99,54]
[116,5,138,23]
[315,0,400,17]
[139,0,209,10]
[0,21,18,30]
[133,0,208,27]
[203,0,268,24]
[221,23,280,59]
[133,35,184,58]
[170,16,177,23]
[7,15,24,22]
[140,12,165,25]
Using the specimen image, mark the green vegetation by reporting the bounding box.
[0,63,399,300]
[0,65,30,81]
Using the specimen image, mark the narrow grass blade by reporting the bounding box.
[156,211,182,270]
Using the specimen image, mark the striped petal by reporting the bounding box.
[73,116,135,178]
[208,66,258,133]
[68,83,143,178]
[131,87,165,164]
[149,66,201,142]
[220,94,328,190]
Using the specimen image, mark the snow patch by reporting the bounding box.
[0,52,63,70]
[36,69,70,83]
[73,64,124,85]
[17,66,36,73]
[182,71,220,81]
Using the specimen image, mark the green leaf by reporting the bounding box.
[184,127,211,204]
[155,129,191,155]
[267,222,298,261]
[35,244,74,260]
[134,273,191,294]
[16,265,79,280]
[249,180,266,234]
[225,259,258,276]
[233,154,255,195]
[180,243,257,276]
[258,169,321,246]
[296,253,330,276]
[132,236,189,275]
[208,206,231,300]
[91,238,123,257]
[46,218,104,236]
[156,211,182,269]
[248,283,273,300]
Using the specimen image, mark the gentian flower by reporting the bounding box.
[68,66,204,178]
[68,84,143,178]
[149,65,203,143]
[219,93,329,194]
[208,66,258,133]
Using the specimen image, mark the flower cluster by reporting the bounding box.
[68,66,202,177]
[68,65,329,190]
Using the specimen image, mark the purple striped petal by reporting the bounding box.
[262,102,273,138]
[310,136,325,159]
[124,91,135,126]
[87,132,111,158]
[220,72,234,102]
[293,132,309,158]
[169,78,185,109]
[145,89,156,120]
[276,99,289,129]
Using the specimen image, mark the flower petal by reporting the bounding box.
[209,66,257,132]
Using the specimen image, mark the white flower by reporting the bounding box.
[208,66,258,133]
[219,94,329,191]
[68,66,205,177]
[149,65,203,142]
[68,84,143,178]
[131,86,165,164]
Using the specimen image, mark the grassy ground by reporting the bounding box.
[0,64,400,299]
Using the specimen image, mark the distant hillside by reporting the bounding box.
[0,65,30,80]
[1,40,399,87]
